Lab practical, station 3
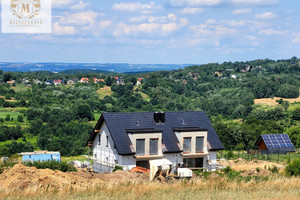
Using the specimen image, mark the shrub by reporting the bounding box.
[285,159,300,176]
[113,165,123,172]
[24,160,77,172]
[225,151,234,160]
[0,161,18,174]
[268,166,279,174]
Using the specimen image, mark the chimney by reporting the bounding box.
[154,112,160,123]
[154,112,165,123]
[159,112,165,123]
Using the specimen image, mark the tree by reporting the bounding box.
[76,103,93,121]
[5,114,10,121]
[3,73,12,82]
[105,76,113,86]
[17,115,24,122]
[276,84,299,98]
[292,108,300,120]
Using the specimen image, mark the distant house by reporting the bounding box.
[87,111,224,173]
[136,78,143,86]
[182,79,187,84]
[20,151,61,162]
[115,77,125,85]
[80,78,89,83]
[6,80,16,85]
[54,80,62,86]
[94,77,105,84]
[45,80,53,85]
[255,134,295,154]
[33,79,42,84]
[67,79,75,85]
[214,72,223,77]
[21,78,30,85]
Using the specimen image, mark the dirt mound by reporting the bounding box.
[0,164,103,191]
[219,158,284,170]
[0,164,149,192]
[96,170,148,182]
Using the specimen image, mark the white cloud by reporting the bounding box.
[166,0,278,7]
[113,15,188,37]
[112,2,162,14]
[232,8,252,15]
[190,24,238,36]
[168,0,222,7]
[226,20,247,27]
[168,14,177,21]
[293,34,300,44]
[245,35,257,40]
[206,19,217,25]
[181,7,203,15]
[70,0,89,10]
[255,12,277,20]
[230,0,279,6]
[259,28,288,35]
[53,22,76,35]
[99,21,112,29]
[59,11,99,26]
[52,0,75,8]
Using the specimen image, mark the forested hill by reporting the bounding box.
[0,57,299,157]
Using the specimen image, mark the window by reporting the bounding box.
[98,134,101,145]
[136,161,149,169]
[136,139,145,156]
[106,136,109,147]
[183,158,203,168]
[150,138,158,155]
[196,137,204,153]
[183,137,192,153]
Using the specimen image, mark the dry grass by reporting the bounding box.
[255,95,300,106]
[1,176,300,200]
[96,86,113,99]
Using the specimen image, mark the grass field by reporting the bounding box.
[61,155,88,163]
[0,135,38,150]
[0,107,26,120]
[13,84,31,93]
[138,92,151,101]
[1,176,300,200]
[255,92,300,106]
[97,86,114,99]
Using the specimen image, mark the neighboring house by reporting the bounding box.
[255,134,295,154]
[45,80,53,85]
[6,80,16,85]
[67,79,75,85]
[20,151,61,162]
[115,77,125,85]
[21,78,30,85]
[33,79,42,84]
[94,77,104,83]
[54,80,62,86]
[87,111,224,173]
[136,78,143,86]
[80,78,89,83]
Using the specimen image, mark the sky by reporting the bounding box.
[0,0,300,64]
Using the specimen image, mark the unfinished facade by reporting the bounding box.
[87,111,224,173]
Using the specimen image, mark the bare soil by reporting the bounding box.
[255,96,300,106]
[218,158,285,175]
[0,164,148,192]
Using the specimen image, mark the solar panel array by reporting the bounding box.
[262,134,295,152]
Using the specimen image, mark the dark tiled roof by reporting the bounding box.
[88,111,224,155]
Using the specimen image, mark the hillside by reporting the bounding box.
[0,57,299,157]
